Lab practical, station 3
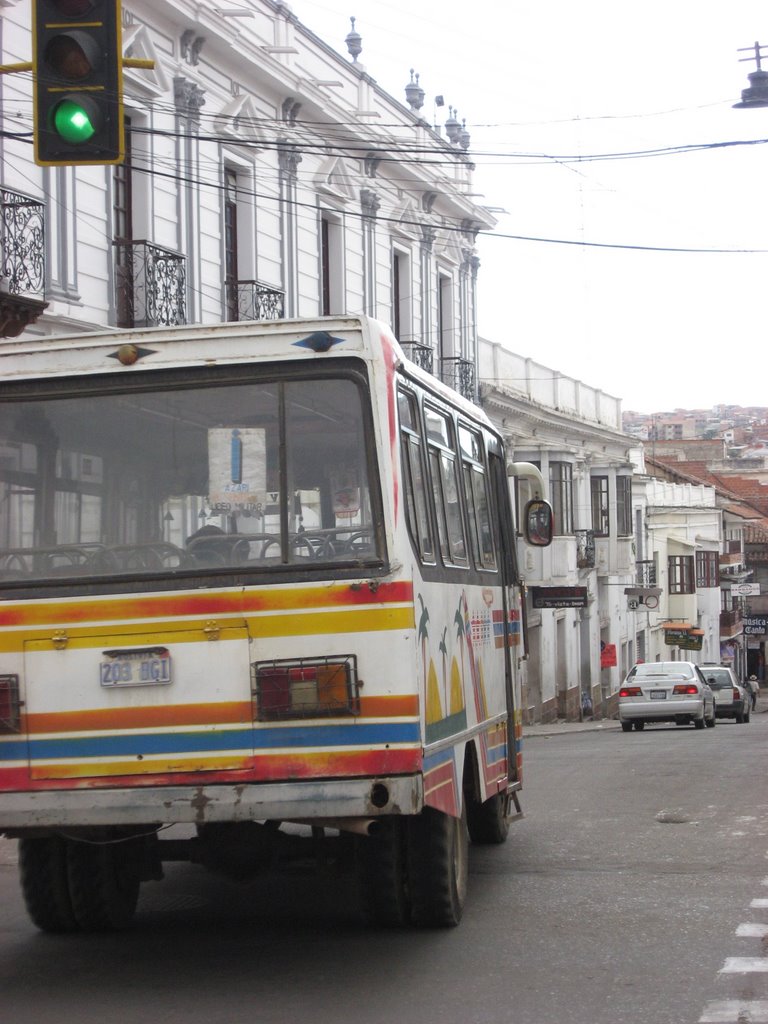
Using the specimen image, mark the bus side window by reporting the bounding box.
[490,452,518,581]
[397,389,434,562]
[459,424,497,572]
[424,404,468,567]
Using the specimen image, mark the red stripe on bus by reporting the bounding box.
[1,580,414,627]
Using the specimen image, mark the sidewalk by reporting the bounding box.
[524,691,768,738]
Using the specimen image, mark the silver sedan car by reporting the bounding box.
[619,662,716,732]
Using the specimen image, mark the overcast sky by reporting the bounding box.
[294,0,768,414]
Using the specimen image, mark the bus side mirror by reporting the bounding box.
[524,499,553,547]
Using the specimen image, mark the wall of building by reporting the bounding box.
[0,0,491,361]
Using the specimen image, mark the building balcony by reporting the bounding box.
[575,529,596,569]
[440,355,475,402]
[719,551,743,568]
[226,279,285,322]
[401,341,434,374]
[720,607,743,639]
[113,239,186,328]
[0,187,48,336]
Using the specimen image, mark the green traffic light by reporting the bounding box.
[52,98,96,143]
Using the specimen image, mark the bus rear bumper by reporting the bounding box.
[0,775,424,833]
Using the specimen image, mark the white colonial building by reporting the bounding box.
[0,0,491,394]
[478,338,727,722]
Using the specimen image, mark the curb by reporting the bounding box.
[524,702,768,738]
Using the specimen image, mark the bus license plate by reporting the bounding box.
[100,647,172,688]
[649,690,666,699]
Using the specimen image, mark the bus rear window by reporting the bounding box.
[0,372,384,582]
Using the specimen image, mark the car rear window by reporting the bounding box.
[631,663,695,678]
[703,671,733,689]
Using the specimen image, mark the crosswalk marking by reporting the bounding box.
[751,899,768,909]
[700,1001,768,1023]
[719,958,768,974]
[737,923,768,938]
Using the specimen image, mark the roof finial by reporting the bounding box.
[405,69,425,111]
[445,106,461,144]
[345,16,362,63]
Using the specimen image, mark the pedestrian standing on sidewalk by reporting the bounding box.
[746,675,758,713]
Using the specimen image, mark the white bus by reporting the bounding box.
[0,316,551,930]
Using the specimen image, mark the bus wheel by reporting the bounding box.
[467,791,510,845]
[18,836,78,933]
[66,837,141,931]
[406,804,468,928]
[355,817,410,926]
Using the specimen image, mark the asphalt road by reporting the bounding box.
[0,713,766,1024]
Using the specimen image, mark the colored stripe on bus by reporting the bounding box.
[0,580,415,629]
[23,694,420,735]
[0,746,422,790]
[0,720,421,762]
[0,607,414,653]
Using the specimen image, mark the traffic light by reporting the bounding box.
[33,0,124,166]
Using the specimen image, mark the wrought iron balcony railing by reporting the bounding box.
[226,279,285,322]
[1,189,45,300]
[401,341,434,374]
[575,529,596,568]
[113,239,186,328]
[636,560,657,587]
[440,355,475,402]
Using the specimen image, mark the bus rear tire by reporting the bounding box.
[18,836,78,933]
[467,791,510,845]
[66,837,141,931]
[355,817,410,926]
[406,804,468,928]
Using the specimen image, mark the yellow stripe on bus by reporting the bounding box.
[0,607,414,653]
[32,754,251,779]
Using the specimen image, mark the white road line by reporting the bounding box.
[719,958,768,974]
[751,899,768,908]
[700,1001,768,1023]
[737,923,768,938]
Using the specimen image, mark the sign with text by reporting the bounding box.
[208,427,267,513]
[531,586,588,609]
[744,617,768,636]
[664,627,703,650]
[731,583,761,596]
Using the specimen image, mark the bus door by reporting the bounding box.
[22,616,252,783]
[489,450,520,785]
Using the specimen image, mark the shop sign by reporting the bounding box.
[663,626,704,650]
[744,617,768,636]
[530,586,588,609]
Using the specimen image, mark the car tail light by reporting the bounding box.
[620,686,642,697]
[672,684,698,695]
[733,688,741,701]
[0,674,22,733]
[253,656,359,721]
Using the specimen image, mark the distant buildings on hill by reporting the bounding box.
[623,406,768,452]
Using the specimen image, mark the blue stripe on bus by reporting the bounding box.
[423,746,454,772]
[0,721,421,762]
